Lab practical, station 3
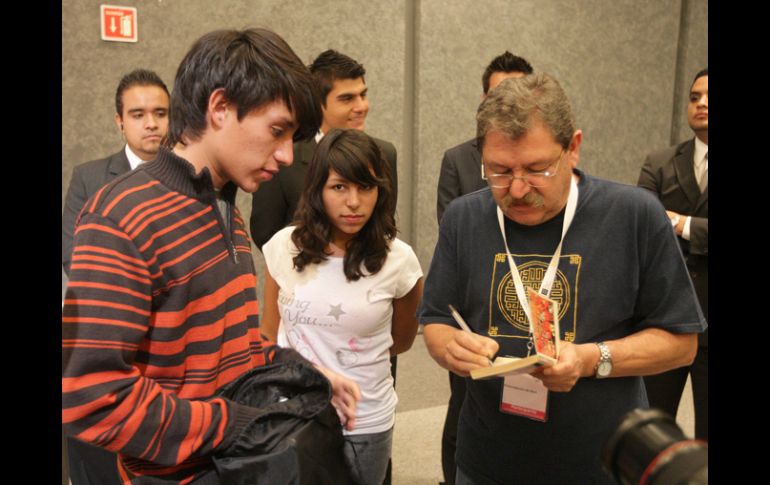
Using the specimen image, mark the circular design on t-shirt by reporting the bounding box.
[496,261,570,333]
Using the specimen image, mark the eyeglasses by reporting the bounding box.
[483,149,565,189]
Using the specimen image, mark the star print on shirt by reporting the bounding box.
[328,303,346,322]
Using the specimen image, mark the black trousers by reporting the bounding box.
[643,345,708,440]
[440,371,467,485]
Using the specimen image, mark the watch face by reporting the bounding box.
[598,362,612,376]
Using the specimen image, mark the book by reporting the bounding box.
[470,354,555,380]
[470,288,560,380]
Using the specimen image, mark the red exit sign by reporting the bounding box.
[100,5,138,43]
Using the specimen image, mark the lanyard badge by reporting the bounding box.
[497,176,578,421]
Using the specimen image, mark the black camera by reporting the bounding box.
[602,408,707,485]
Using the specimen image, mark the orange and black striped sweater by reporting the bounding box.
[62,148,297,483]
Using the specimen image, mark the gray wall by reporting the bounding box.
[62,0,707,288]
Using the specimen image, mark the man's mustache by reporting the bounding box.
[501,191,544,209]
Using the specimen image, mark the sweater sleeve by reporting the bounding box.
[62,210,259,468]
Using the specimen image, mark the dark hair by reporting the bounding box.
[167,28,322,146]
[482,51,534,94]
[692,67,708,88]
[309,50,366,107]
[115,69,169,117]
[291,128,396,282]
[477,73,575,151]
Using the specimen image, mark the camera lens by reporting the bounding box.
[602,408,707,485]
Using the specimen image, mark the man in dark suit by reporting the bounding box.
[250,49,397,250]
[62,69,169,276]
[436,52,533,223]
[61,69,169,485]
[434,52,533,485]
[638,68,708,440]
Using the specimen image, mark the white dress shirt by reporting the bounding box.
[125,144,146,171]
[682,137,708,240]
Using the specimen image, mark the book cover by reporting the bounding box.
[470,288,560,380]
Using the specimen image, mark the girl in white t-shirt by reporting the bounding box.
[261,128,423,485]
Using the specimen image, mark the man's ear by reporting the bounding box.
[208,88,230,129]
[567,130,583,168]
[114,113,124,133]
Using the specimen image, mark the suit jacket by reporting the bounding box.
[638,138,708,346]
[250,135,398,250]
[436,138,487,224]
[62,149,131,275]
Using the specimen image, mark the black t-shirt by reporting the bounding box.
[418,169,706,485]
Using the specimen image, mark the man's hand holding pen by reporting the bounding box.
[444,329,500,377]
[444,305,498,376]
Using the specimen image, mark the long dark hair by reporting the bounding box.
[291,128,396,281]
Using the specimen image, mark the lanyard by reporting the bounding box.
[496,175,578,328]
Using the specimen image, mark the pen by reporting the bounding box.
[448,304,495,365]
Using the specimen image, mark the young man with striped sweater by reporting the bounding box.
[62,28,360,484]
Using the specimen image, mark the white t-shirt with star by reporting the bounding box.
[263,226,423,435]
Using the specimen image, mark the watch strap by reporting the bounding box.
[594,341,612,378]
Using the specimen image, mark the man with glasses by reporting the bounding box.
[418,73,706,484]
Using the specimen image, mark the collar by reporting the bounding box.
[143,147,237,204]
[693,137,708,167]
[314,129,325,144]
[124,144,146,170]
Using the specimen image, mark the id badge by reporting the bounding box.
[500,374,548,422]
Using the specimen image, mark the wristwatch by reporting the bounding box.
[594,342,613,379]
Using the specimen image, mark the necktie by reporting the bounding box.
[698,152,708,192]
